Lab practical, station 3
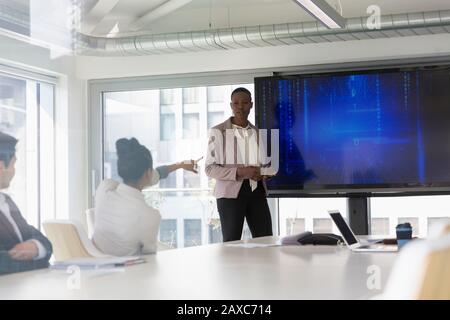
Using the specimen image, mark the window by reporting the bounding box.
[371,196,450,237]
[160,219,177,248]
[286,218,305,235]
[160,112,176,141]
[159,171,176,189]
[183,87,200,104]
[184,219,201,247]
[0,0,30,36]
[182,88,200,139]
[183,171,200,188]
[207,111,224,130]
[0,72,55,229]
[103,84,255,248]
[313,218,332,233]
[1,0,77,52]
[371,218,390,235]
[208,218,222,244]
[280,196,450,238]
[182,112,199,139]
[427,217,450,236]
[279,198,347,236]
[207,86,225,102]
[160,89,175,105]
[103,151,117,180]
[207,86,229,130]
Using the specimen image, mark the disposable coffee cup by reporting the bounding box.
[396,223,412,249]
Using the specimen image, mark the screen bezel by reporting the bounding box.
[254,64,450,197]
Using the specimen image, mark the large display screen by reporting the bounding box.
[255,66,450,195]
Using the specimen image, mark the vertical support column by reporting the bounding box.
[347,196,371,235]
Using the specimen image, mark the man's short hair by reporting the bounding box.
[0,132,18,167]
[231,87,252,100]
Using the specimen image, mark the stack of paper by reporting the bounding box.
[51,256,146,269]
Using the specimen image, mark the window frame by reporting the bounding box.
[0,64,57,229]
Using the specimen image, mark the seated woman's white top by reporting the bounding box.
[93,179,161,256]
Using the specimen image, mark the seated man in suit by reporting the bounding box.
[0,132,52,275]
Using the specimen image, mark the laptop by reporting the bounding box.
[328,210,398,252]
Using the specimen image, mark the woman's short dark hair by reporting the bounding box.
[0,132,18,167]
[231,87,252,100]
[116,138,153,183]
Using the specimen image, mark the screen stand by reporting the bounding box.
[347,196,371,235]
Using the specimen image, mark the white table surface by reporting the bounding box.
[0,236,398,300]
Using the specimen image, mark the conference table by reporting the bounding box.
[0,236,398,300]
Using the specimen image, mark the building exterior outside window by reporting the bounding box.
[160,219,177,248]
[184,219,202,247]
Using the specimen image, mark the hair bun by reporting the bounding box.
[115,137,153,182]
[116,138,140,157]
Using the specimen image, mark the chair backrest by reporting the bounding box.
[417,234,450,299]
[443,224,450,236]
[43,220,109,261]
[382,224,450,300]
[85,208,95,239]
[43,220,93,261]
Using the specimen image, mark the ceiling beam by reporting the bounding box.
[129,0,193,31]
[81,0,120,35]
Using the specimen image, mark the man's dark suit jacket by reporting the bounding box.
[0,193,53,275]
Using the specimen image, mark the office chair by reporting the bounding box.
[442,224,450,236]
[83,208,172,251]
[382,223,450,300]
[417,237,450,299]
[43,220,109,261]
[85,208,95,239]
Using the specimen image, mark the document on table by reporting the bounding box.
[50,256,146,269]
[224,243,281,248]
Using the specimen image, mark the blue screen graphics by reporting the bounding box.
[256,68,450,192]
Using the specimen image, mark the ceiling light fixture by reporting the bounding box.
[292,0,346,29]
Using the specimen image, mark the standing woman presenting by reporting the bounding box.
[205,87,273,242]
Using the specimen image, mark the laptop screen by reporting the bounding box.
[329,211,358,245]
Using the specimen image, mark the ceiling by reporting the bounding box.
[81,0,450,37]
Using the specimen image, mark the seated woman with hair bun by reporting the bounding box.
[93,138,200,256]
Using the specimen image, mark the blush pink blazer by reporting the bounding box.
[205,117,268,199]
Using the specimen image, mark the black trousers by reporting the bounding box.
[217,180,273,242]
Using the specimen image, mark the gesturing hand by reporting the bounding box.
[180,157,203,174]
[8,241,39,261]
